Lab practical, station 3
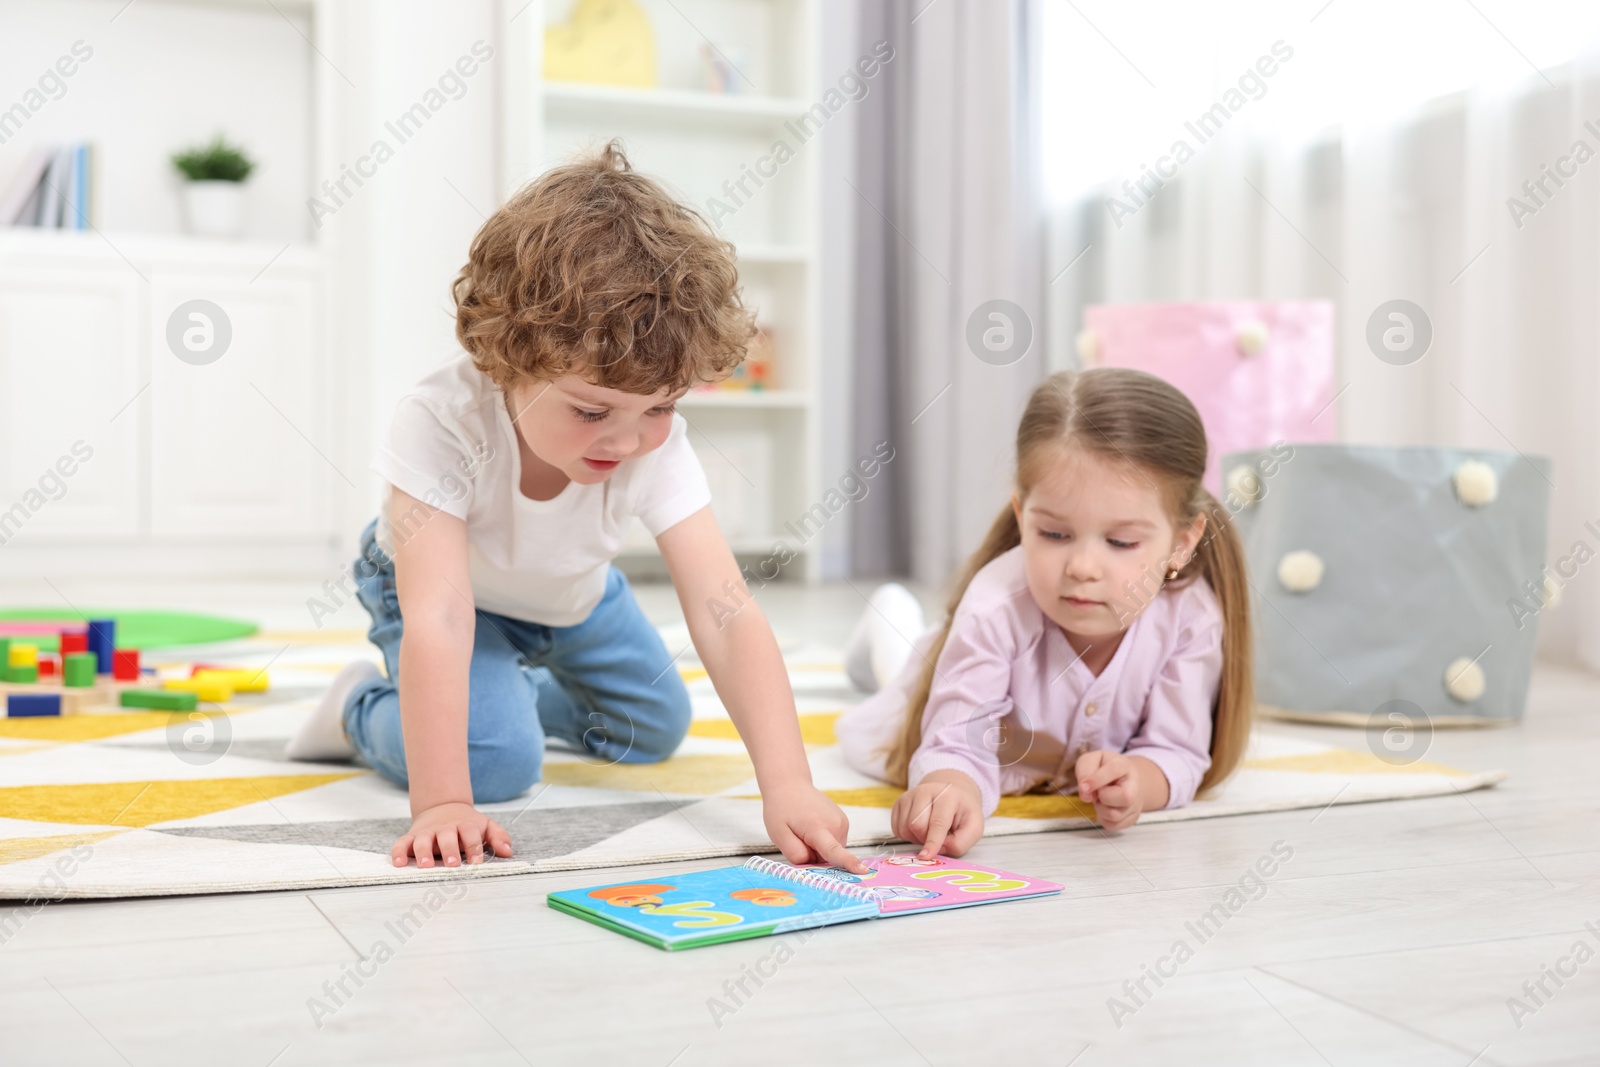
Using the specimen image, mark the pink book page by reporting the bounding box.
[801,853,1063,915]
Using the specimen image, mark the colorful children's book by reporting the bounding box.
[798,853,1064,915]
[548,854,1062,950]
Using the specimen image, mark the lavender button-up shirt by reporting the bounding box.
[836,545,1224,815]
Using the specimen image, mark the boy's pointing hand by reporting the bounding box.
[763,781,869,875]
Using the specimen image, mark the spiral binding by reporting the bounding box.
[742,856,876,905]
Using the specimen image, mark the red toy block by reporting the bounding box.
[112,649,141,682]
[60,630,88,657]
[38,653,59,678]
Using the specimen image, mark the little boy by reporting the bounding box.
[288,141,865,874]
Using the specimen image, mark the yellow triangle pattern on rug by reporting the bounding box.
[542,753,756,794]
[0,711,195,744]
[687,712,840,746]
[797,786,1098,820]
[0,831,125,867]
[993,794,1099,819]
[0,773,361,827]
[1243,749,1471,777]
[814,786,902,808]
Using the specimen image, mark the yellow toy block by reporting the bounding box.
[163,678,234,702]
[8,644,38,668]
[193,669,269,693]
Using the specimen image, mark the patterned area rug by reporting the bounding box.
[0,629,1505,899]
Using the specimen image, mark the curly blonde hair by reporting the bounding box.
[451,139,757,395]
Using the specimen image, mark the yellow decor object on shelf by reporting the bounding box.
[544,0,657,89]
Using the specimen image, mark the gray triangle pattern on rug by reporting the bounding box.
[103,739,324,763]
[152,799,697,863]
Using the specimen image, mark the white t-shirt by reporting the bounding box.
[370,353,712,626]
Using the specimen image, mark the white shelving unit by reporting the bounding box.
[0,0,344,579]
[0,228,331,575]
[502,0,824,583]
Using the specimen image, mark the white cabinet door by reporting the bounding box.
[148,273,328,539]
[0,266,142,543]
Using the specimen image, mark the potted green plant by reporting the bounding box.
[171,134,256,238]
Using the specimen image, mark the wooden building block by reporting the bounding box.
[7,693,61,717]
[112,649,141,682]
[163,678,233,701]
[63,653,97,687]
[193,668,269,693]
[0,681,107,715]
[87,619,115,674]
[120,689,197,711]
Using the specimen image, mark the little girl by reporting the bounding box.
[836,367,1254,858]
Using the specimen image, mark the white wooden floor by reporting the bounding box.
[1,579,1597,1066]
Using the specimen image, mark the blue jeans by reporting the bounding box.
[343,519,692,803]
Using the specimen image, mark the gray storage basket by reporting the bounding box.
[1221,443,1553,726]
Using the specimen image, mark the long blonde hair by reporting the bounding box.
[883,368,1253,799]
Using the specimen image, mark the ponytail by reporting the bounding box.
[882,501,1021,787]
[1181,487,1254,796]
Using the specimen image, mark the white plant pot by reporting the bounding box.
[182,180,246,238]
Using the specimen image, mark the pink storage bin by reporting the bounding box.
[1079,301,1336,495]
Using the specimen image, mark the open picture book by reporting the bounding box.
[547,853,1064,950]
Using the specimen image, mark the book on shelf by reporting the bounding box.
[1,142,94,229]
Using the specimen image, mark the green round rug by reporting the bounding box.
[0,610,258,651]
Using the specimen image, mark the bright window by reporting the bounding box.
[1040,0,1600,204]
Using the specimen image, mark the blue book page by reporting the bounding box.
[549,863,877,946]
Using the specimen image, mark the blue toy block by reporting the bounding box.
[87,618,116,674]
[8,693,62,717]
